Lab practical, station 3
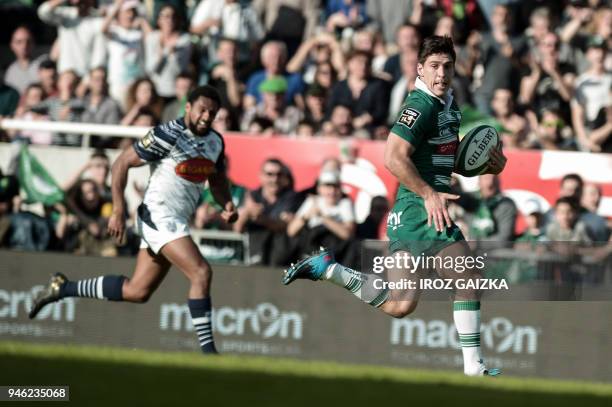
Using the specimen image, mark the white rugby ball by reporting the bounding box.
[455,125,500,177]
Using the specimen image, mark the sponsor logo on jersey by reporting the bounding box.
[140,130,155,149]
[175,157,215,183]
[435,141,458,155]
[397,108,421,129]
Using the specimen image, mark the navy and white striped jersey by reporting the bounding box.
[133,118,226,219]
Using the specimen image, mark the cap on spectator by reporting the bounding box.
[259,76,288,94]
[318,171,341,185]
[523,199,543,215]
[121,0,139,11]
[306,84,326,98]
[586,36,606,51]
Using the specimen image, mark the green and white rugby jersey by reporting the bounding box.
[390,78,461,197]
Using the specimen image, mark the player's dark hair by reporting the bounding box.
[418,35,456,64]
[188,85,221,107]
[555,196,579,212]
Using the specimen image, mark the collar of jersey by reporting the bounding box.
[414,77,453,107]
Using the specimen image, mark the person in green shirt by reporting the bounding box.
[282,36,507,376]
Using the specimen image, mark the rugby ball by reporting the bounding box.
[455,125,500,177]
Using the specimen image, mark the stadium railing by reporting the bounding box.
[0,119,147,148]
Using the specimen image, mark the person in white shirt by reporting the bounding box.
[5,26,48,94]
[288,170,357,264]
[102,0,150,108]
[38,0,106,76]
[144,4,191,98]
[190,0,264,65]
[571,38,612,153]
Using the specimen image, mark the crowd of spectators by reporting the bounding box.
[0,0,610,270]
[0,0,610,151]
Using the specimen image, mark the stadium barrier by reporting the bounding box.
[191,229,250,265]
[1,119,611,227]
[1,250,611,381]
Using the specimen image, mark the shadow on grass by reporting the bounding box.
[0,354,610,407]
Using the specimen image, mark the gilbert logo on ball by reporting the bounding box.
[455,125,500,177]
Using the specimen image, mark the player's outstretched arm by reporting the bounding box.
[384,132,458,232]
[108,146,145,243]
[208,171,238,224]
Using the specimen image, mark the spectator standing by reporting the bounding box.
[102,0,150,108]
[144,4,191,98]
[38,0,106,77]
[365,0,419,44]
[519,32,575,123]
[5,26,47,94]
[286,32,346,85]
[190,0,264,66]
[571,37,612,153]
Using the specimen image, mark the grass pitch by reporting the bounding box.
[0,341,611,407]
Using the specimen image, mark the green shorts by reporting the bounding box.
[386,195,465,256]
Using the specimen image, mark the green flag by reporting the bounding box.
[17,145,64,205]
[459,105,506,138]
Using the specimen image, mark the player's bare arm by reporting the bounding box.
[108,145,145,243]
[208,170,238,224]
[384,132,458,232]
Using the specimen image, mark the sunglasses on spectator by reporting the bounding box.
[264,171,282,177]
[542,120,563,128]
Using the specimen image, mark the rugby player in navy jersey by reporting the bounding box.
[29,85,237,354]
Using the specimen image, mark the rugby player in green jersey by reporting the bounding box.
[283,36,507,376]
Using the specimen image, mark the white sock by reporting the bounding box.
[453,300,485,376]
[323,263,388,307]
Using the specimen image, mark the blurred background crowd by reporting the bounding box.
[0,0,610,268]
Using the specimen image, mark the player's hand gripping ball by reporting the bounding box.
[455,125,506,176]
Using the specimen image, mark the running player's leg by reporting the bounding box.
[161,236,217,354]
[283,248,421,318]
[434,241,499,376]
[29,248,169,319]
[121,248,171,302]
